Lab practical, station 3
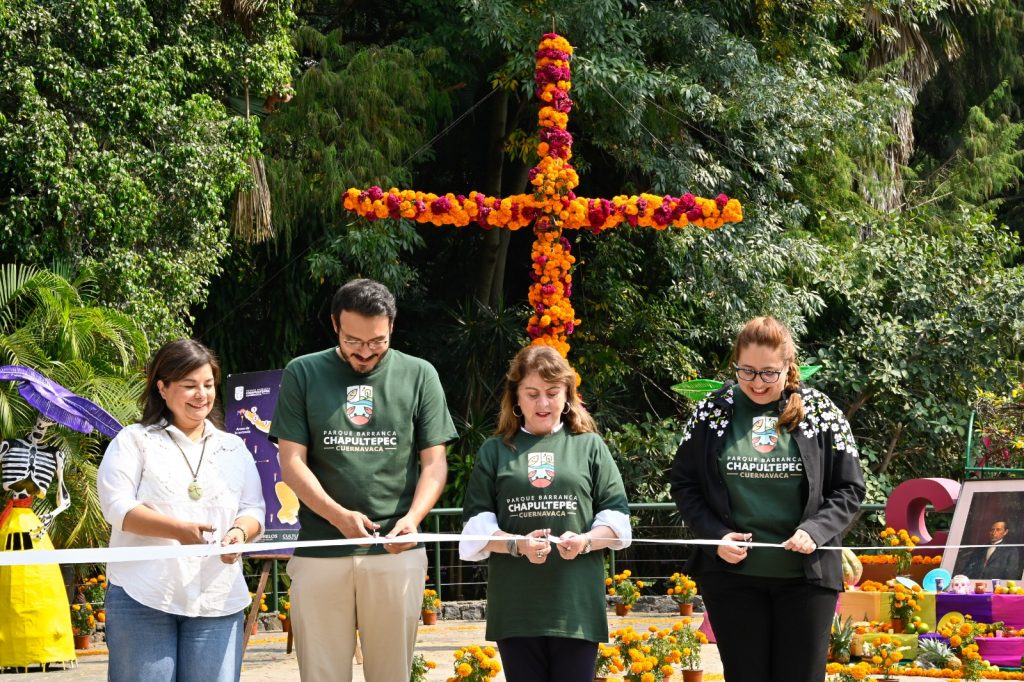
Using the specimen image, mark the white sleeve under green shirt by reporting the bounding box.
[269,348,457,557]
[460,428,631,643]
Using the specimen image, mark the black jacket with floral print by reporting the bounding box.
[669,382,866,591]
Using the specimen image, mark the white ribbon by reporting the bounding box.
[0,533,1016,567]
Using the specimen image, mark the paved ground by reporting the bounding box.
[7,613,726,681]
[4,612,943,681]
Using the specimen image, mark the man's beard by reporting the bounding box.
[338,345,384,372]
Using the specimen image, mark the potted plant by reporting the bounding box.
[675,619,709,682]
[607,570,642,616]
[666,572,698,616]
[608,624,686,682]
[276,596,291,632]
[69,602,96,649]
[409,653,436,682]
[448,645,501,680]
[594,642,624,681]
[888,580,922,631]
[421,588,441,625]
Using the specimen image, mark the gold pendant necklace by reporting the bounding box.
[167,430,208,501]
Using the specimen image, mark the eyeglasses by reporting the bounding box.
[340,337,389,352]
[733,364,783,384]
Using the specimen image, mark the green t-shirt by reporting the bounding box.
[462,429,630,643]
[270,348,457,556]
[719,389,807,577]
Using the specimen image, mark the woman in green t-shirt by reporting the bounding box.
[670,316,865,682]
[459,345,632,682]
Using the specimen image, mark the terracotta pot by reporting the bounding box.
[73,634,92,650]
[251,621,258,636]
[890,618,905,633]
[682,670,703,682]
[282,618,290,633]
[679,602,693,616]
[615,603,631,617]
[422,610,438,625]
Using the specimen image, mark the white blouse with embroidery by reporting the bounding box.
[97,420,265,617]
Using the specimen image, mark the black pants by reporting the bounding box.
[496,636,598,682]
[699,571,837,682]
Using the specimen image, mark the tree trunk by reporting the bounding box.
[475,89,509,304]
[488,161,530,305]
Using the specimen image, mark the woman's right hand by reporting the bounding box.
[717,531,752,564]
[174,520,216,545]
[520,528,552,565]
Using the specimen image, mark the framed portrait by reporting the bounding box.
[941,479,1024,582]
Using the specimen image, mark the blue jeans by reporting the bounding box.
[105,584,244,682]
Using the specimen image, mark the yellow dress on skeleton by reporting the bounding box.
[0,499,76,669]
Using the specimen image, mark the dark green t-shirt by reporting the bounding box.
[462,429,630,643]
[270,348,457,556]
[719,388,807,577]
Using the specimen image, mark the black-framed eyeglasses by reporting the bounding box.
[733,364,783,384]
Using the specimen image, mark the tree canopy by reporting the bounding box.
[2,0,1024,509]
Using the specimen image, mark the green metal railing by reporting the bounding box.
[252,501,891,604]
[422,501,888,601]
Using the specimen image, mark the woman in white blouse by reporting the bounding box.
[98,340,264,682]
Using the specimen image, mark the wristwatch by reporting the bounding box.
[506,538,521,558]
[580,533,593,554]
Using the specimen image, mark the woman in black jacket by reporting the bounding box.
[670,316,865,682]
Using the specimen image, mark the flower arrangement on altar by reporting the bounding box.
[607,570,643,611]
[422,587,442,614]
[665,572,697,604]
[889,580,923,628]
[825,661,872,681]
[878,527,919,575]
[445,645,501,681]
[864,633,908,680]
[410,653,437,682]
[939,614,981,652]
[857,554,941,566]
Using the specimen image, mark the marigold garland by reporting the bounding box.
[341,33,743,357]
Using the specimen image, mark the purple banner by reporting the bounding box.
[225,370,299,553]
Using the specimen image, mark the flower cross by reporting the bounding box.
[343,33,744,358]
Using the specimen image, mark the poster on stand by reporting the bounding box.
[225,369,300,553]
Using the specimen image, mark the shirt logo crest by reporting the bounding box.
[751,416,779,453]
[527,452,555,488]
[345,385,373,426]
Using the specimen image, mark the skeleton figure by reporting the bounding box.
[0,417,70,532]
[0,365,122,669]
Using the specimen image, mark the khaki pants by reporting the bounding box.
[287,549,427,682]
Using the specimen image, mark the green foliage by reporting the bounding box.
[0,0,295,342]
[603,417,684,502]
[0,264,148,548]
[197,26,448,370]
